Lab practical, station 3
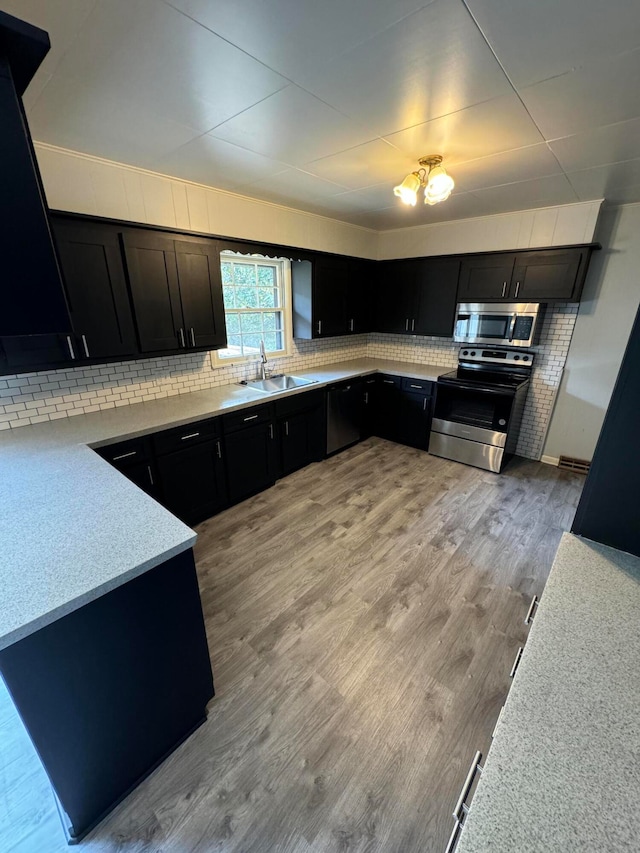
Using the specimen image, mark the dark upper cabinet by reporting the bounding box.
[122,231,227,354]
[376,258,459,337]
[512,249,586,301]
[458,247,593,303]
[52,216,138,360]
[0,13,71,337]
[292,254,373,339]
[174,239,226,349]
[413,258,460,337]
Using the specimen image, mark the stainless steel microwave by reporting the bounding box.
[454,302,545,348]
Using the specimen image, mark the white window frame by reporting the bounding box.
[211,251,293,367]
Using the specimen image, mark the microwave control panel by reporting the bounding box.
[513,316,534,340]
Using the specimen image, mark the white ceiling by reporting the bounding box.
[5,0,640,230]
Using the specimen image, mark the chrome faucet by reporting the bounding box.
[259,339,268,380]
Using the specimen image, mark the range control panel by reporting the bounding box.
[458,347,534,367]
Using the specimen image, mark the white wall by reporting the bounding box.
[34,143,379,260]
[377,201,602,259]
[543,204,640,464]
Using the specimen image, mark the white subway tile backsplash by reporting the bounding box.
[0,307,575,461]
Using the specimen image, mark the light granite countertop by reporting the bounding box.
[0,357,449,651]
[457,533,640,853]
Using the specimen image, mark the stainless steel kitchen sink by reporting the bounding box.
[239,374,317,394]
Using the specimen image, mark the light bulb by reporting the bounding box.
[424,166,454,204]
[393,172,420,206]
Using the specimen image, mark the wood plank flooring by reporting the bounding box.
[0,439,584,852]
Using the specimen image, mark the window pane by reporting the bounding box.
[221,263,233,285]
[258,287,276,308]
[233,264,257,286]
[262,311,283,331]
[225,312,240,335]
[240,313,262,333]
[243,333,262,354]
[264,332,281,351]
[223,286,236,309]
[236,286,258,308]
[223,335,243,357]
[258,265,276,287]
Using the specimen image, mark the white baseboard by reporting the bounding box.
[541,455,560,466]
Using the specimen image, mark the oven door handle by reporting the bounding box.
[437,379,514,396]
[508,313,517,342]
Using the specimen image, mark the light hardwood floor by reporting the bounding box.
[0,439,584,852]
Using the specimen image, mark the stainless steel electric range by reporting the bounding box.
[430,347,534,474]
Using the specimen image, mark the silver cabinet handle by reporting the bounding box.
[501,281,507,297]
[243,414,259,422]
[81,334,90,357]
[190,327,196,347]
[410,384,422,389]
[180,432,200,440]
[383,379,395,384]
[147,465,154,487]
[444,819,462,853]
[515,281,521,298]
[349,318,354,332]
[525,595,539,624]
[510,646,524,678]
[285,420,289,436]
[453,750,483,823]
[112,450,137,461]
[411,318,415,331]
[423,397,427,411]
[317,320,322,335]
[66,336,76,360]
[492,705,505,739]
[216,440,222,459]
[405,318,409,331]
[269,423,274,439]
[178,327,186,348]
[364,392,369,405]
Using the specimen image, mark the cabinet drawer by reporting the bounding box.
[275,388,324,418]
[378,374,402,389]
[401,377,434,395]
[222,403,273,433]
[95,436,150,467]
[152,417,220,456]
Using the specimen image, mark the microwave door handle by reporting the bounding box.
[508,314,517,342]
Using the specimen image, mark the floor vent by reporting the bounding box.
[558,455,591,475]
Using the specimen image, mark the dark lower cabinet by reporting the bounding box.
[222,406,278,504]
[275,390,325,475]
[152,419,227,525]
[370,374,434,449]
[94,436,158,499]
[0,548,213,843]
[362,376,379,438]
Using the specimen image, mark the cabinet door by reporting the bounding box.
[362,376,379,438]
[376,260,418,333]
[157,440,227,525]
[223,421,277,504]
[175,239,227,350]
[121,231,183,353]
[120,460,159,498]
[511,249,584,301]
[53,218,138,359]
[279,411,311,476]
[398,391,432,450]
[458,255,516,301]
[346,259,374,334]
[375,375,403,441]
[313,256,348,337]
[0,333,75,373]
[414,258,460,337]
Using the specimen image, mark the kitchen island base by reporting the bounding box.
[0,548,214,844]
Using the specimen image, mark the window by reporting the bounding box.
[214,253,291,363]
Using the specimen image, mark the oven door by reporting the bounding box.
[433,381,515,444]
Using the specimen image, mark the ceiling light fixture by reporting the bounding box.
[393,155,455,206]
